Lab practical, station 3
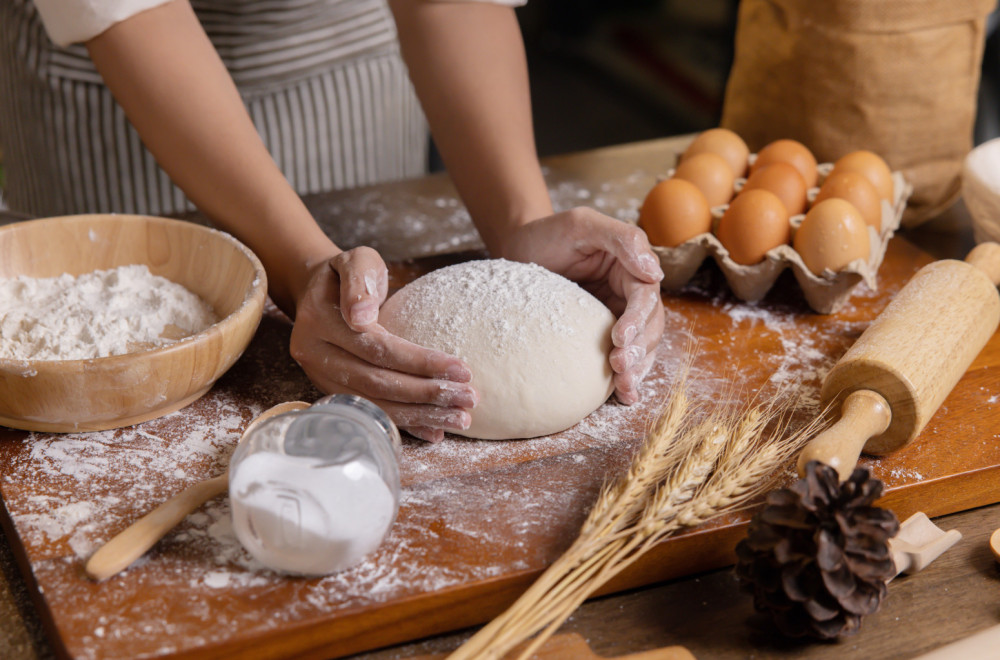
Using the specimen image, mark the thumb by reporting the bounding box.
[328,247,389,332]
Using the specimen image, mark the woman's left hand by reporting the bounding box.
[500,207,665,405]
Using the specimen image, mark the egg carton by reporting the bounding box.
[651,162,912,314]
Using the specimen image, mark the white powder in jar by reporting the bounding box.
[0,264,217,360]
[229,453,397,575]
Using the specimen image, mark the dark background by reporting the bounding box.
[2,2,998,200]
[517,1,1000,157]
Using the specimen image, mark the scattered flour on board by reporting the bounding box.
[1,172,925,658]
[0,264,217,360]
[6,287,856,596]
[311,166,652,260]
[718,302,836,406]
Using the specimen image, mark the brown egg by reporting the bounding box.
[682,128,750,177]
[794,198,871,275]
[741,162,808,216]
[831,150,894,201]
[673,152,735,207]
[716,189,790,265]
[638,178,712,247]
[750,139,818,188]
[814,171,882,231]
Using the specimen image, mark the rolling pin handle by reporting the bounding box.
[796,390,892,482]
[965,242,1000,286]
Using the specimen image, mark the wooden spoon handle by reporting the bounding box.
[85,474,228,581]
[796,389,892,481]
[85,400,310,581]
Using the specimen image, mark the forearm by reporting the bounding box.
[85,0,337,314]
[389,0,552,256]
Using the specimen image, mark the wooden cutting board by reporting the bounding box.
[2,236,999,660]
[2,138,999,660]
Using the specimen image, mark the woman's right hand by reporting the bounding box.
[289,246,479,443]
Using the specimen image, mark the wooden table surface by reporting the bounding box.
[2,136,999,660]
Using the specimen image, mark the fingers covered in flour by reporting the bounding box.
[402,426,445,444]
[304,338,478,409]
[290,252,477,439]
[576,210,664,285]
[498,208,665,405]
[293,334,477,434]
[608,274,664,406]
[611,339,658,406]
[328,247,388,331]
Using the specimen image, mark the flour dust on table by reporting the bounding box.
[1,273,946,659]
[309,166,651,261]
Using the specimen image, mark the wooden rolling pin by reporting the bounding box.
[797,242,1000,481]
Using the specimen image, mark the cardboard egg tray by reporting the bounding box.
[651,161,912,313]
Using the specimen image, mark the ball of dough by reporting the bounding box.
[380,259,616,440]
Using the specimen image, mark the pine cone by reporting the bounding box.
[734,460,900,639]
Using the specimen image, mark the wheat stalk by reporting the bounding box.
[447,374,826,660]
[579,383,690,539]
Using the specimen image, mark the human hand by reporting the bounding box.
[289,247,479,442]
[499,208,665,405]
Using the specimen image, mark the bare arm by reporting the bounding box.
[389,0,552,254]
[390,0,665,404]
[86,0,334,314]
[85,0,477,440]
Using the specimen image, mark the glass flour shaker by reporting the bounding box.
[228,394,401,575]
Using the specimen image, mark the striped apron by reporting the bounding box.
[0,0,429,217]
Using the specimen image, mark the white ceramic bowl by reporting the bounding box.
[0,214,267,432]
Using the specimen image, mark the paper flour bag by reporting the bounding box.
[720,0,996,225]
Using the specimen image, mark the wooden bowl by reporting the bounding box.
[0,214,267,432]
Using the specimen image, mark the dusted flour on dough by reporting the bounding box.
[380,259,616,440]
[0,265,217,360]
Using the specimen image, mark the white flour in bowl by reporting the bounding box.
[0,264,217,360]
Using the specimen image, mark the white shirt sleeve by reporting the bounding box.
[34,0,526,48]
[33,0,175,47]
